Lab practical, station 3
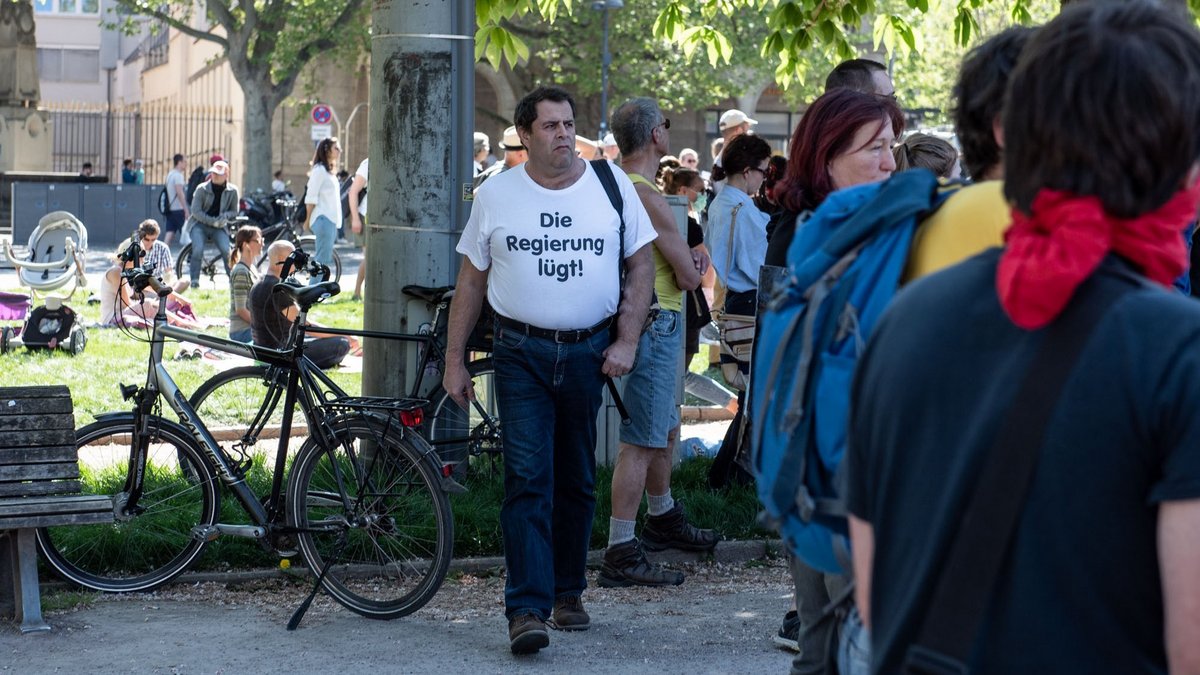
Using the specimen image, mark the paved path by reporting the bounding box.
[2,559,796,674]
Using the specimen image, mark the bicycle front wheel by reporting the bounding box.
[37,417,221,592]
[287,415,453,620]
[425,357,501,474]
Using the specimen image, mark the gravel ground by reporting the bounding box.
[3,558,799,674]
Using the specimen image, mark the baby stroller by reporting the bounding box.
[2,211,89,354]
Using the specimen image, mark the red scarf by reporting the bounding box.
[996,183,1200,330]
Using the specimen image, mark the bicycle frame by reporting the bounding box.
[121,281,346,538]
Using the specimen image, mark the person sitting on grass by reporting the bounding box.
[100,241,201,330]
[228,225,263,344]
[248,240,357,368]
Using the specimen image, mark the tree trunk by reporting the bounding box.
[242,91,278,194]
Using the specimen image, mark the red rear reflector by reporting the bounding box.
[441,463,454,477]
[399,408,423,427]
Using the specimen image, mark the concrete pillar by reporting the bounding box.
[363,0,474,398]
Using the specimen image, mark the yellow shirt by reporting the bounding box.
[626,172,684,311]
[905,180,1010,282]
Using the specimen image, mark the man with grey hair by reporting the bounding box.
[598,97,717,589]
[474,125,527,189]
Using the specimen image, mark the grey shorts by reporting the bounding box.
[619,309,683,448]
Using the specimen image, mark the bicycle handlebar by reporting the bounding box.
[278,248,331,284]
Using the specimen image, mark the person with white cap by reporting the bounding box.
[474,125,528,189]
[601,132,619,161]
[709,109,758,199]
[183,158,240,287]
[718,109,757,144]
[473,132,490,176]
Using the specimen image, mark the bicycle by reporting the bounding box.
[176,195,343,285]
[188,284,503,477]
[37,245,457,625]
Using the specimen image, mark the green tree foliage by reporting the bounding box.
[497,0,778,131]
[111,0,370,191]
[477,0,1046,89]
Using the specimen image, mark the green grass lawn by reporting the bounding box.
[0,283,364,424]
[7,280,768,570]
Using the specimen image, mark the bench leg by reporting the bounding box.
[0,531,14,620]
[13,529,50,633]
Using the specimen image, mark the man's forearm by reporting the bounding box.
[615,247,653,345]
[446,262,488,367]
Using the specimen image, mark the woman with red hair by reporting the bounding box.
[764,88,905,267]
[762,86,904,669]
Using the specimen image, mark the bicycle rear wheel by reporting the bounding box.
[174,242,228,285]
[287,415,453,619]
[424,358,501,475]
[37,417,221,592]
[189,365,296,455]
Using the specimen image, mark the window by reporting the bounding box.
[37,48,100,83]
[31,0,100,14]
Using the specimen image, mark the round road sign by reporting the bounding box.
[311,104,333,125]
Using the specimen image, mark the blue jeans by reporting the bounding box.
[229,327,252,344]
[493,321,609,620]
[310,215,337,271]
[189,223,231,284]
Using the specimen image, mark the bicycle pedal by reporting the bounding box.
[191,524,220,542]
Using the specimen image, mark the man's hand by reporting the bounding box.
[602,338,637,378]
[442,362,477,410]
[692,248,710,277]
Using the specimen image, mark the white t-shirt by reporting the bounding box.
[304,164,342,228]
[271,178,287,193]
[457,161,657,330]
[165,168,186,211]
[354,158,368,216]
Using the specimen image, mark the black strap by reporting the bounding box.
[589,159,632,425]
[903,272,1135,675]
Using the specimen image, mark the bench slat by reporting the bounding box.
[0,462,79,483]
[0,495,112,517]
[0,481,81,497]
[0,511,114,529]
[0,446,77,465]
[0,432,76,454]
[0,398,72,418]
[0,415,73,433]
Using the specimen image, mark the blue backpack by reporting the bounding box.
[751,169,953,575]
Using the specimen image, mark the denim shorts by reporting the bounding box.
[619,309,683,448]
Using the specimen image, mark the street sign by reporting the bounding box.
[311,124,333,141]
[311,104,333,125]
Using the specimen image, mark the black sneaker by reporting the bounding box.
[773,610,801,652]
[508,613,550,655]
[596,538,685,587]
[642,502,719,553]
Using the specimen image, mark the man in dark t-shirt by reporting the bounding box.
[248,241,354,369]
[846,5,1200,673]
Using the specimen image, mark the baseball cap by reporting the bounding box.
[499,126,525,152]
[473,132,490,154]
[719,109,758,131]
[210,160,229,176]
[209,154,225,164]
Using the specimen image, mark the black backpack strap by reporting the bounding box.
[590,159,632,425]
[903,271,1136,675]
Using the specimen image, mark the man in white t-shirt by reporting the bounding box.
[446,85,656,656]
[164,153,189,245]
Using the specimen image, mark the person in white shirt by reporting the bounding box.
[303,137,342,272]
[445,85,656,656]
[271,170,287,194]
[163,154,189,245]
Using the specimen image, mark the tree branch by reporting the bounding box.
[115,0,228,49]
[282,0,369,83]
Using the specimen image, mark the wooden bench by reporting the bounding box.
[0,385,112,633]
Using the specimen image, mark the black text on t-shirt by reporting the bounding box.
[504,211,608,282]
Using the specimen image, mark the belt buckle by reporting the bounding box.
[554,329,572,344]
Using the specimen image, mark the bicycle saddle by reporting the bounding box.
[276,281,341,309]
[402,284,455,304]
